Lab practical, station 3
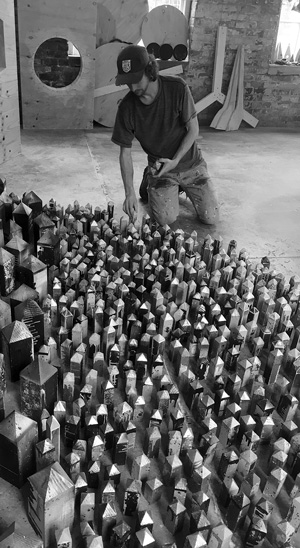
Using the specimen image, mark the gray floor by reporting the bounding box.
[1,126,300,280]
[1,126,300,546]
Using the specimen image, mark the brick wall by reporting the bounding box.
[186,0,300,127]
[34,38,81,88]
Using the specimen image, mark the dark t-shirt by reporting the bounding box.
[111,75,201,172]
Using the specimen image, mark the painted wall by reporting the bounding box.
[186,0,300,127]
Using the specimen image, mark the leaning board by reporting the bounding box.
[0,0,21,165]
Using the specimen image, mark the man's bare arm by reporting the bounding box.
[119,146,138,223]
[156,115,199,177]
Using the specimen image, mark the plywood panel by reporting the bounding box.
[95,4,116,47]
[95,42,128,90]
[0,13,18,82]
[96,0,148,48]
[0,93,19,113]
[141,5,188,48]
[94,90,127,127]
[0,79,18,98]
[1,105,20,132]
[94,42,128,127]
[0,126,21,164]
[0,0,21,165]
[17,0,97,129]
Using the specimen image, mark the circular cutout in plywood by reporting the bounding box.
[159,44,173,61]
[174,43,188,61]
[141,5,188,49]
[146,42,160,58]
[34,38,82,88]
[94,42,129,128]
[96,0,149,48]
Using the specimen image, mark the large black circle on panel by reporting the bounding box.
[146,42,160,58]
[173,44,188,61]
[159,43,173,61]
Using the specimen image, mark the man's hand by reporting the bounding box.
[123,192,138,223]
[155,158,179,177]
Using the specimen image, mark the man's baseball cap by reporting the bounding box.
[116,45,149,86]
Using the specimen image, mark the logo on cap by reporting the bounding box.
[122,60,131,73]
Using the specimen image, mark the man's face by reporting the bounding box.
[128,74,151,98]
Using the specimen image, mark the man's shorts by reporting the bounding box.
[144,157,219,226]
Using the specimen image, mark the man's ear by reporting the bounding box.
[149,61,155,81]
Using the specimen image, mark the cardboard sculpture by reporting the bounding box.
[1,192,300,548]
[35,438,56,471]
[1,320,34,381]
[14,299,45,351]
[27,462,75,548]
[4,236,30,267]
[0,411,38,487]
[12,202,34,252]
[16,255,48,304]
[20,361,58,421]
[0,521,43,548]
[0,247,15,295]
[0,298,12,344]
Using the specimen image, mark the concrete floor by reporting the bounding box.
[1,126,300,280]
[0,126,300,546]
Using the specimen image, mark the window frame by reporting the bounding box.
[270,0,300,74]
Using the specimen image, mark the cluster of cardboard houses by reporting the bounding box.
[0,188,300,547]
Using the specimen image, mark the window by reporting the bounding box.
[274,0,300,62]
[68,41,80,57]
[149,0,184,10]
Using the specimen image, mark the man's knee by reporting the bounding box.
[194,193,219,225]
[185,176,219,225]
[197,205,219,225]
[148,184,179,226]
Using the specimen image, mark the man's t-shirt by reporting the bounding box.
[111,75,201,172]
